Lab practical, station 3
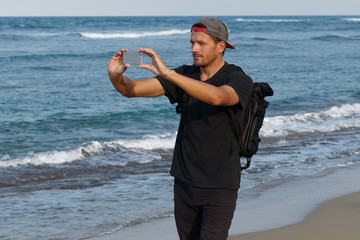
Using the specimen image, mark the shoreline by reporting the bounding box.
[90,166,360,240]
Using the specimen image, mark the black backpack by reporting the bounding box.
[175,82,273,171]
[227,82,273,171]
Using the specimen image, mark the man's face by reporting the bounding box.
[190,31,222,67]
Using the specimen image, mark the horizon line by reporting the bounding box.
[1,14,359,18]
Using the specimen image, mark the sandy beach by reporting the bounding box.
[90,166,360,240]
[229,192,360,240]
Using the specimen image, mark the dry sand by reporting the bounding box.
[229,192,360,240]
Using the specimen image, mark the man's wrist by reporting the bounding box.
[163,69,177,82]
[109,73,123,85]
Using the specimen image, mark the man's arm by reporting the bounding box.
[108,50,165,98]
[138,48,239,106]
[161,71,239,106]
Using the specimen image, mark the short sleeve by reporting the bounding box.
[226,68,253,109]
[155,65,197,104]
[156,75,178,104]
[231,72,253,108]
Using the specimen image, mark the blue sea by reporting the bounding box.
[0,16,359,239]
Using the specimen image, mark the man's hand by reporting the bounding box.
[138,48,173,78]
[108,49,136,97]
[108,49,131,78]
[107,48,165,98]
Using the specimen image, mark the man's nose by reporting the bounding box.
[192,43,199,53]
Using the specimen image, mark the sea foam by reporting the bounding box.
[80,29,189,39]
[0,133,177,168]
[261,103,360,137]
[342,18,360,22]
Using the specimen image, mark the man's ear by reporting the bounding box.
[218,41,226,54]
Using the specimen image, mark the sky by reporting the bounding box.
[0,0,359,16]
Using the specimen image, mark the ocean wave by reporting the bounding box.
[235,18,304,23]
[2,103,359,168]
[111,133,176,150]
[342,18,360,22]
[311,34,360,41]
[5,52,108,62]
[0,32,73,40]
[261,103,360,137]
[80,29,189,39]
[0,141,103,168]
[12,23,56,30]
[0,133,176,168]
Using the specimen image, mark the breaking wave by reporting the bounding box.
[2,103,359,168]
[0,133,177,168]
[261,103,360,137]
[80,29,189,39]
[342,18,360,22]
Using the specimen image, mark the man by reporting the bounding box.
[108,17,253,240]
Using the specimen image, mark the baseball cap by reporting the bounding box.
[191,17,235,49]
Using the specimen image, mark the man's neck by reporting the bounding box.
[199,58,225,81]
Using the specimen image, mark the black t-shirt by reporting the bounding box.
[156,62,253,189]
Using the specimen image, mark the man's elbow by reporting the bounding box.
[122,92,135,98]
[109,77,136,98]
[208,97,223,106]
[111,84,135,98]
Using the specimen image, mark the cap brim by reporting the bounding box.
[226,42,236,49]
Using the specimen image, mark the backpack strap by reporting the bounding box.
[176,90,189,138]
[242,158,252,171]
[226,101,251,172]
[175,89,185,114]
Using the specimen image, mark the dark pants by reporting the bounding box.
[174,178,238,240]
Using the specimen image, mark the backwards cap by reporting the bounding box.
[191,17,235,49]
